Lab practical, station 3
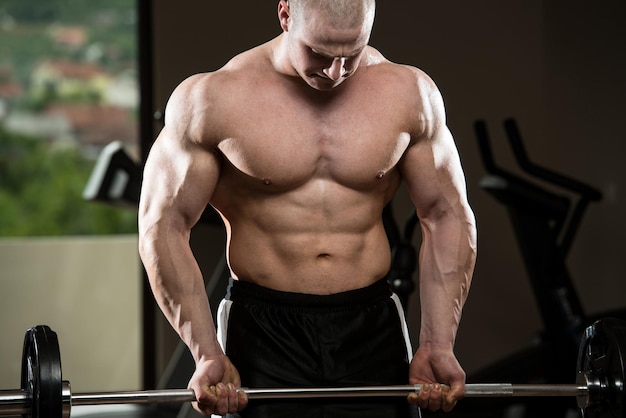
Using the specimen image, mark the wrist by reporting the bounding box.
[419,316,458,351]
[196,350,227,365]
[417,336,455,352]
[188,336,225,364]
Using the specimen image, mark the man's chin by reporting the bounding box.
[306,75,343,91]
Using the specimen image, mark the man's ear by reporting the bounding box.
[278,0,291,32]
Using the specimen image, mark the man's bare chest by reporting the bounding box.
[215,94,411,190]
[218,112,409,191]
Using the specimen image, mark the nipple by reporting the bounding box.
[262,178,272,185]
[376,171,386,179]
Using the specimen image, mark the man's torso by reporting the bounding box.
[194,43,425,294]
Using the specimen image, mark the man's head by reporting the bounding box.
[278,0,376,90]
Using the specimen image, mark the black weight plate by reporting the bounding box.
[21,325,63,418]
[577,318,626,418]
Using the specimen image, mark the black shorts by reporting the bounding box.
[216,278,421,418]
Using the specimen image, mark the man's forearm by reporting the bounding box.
[417,205,477,350]
[139,226,223,363]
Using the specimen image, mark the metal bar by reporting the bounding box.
[511,384,588,397]
[70,383,588,404]
[62,381,72,418]
[245,385,421,400]
[244,384,588,400]
[0,390,30,415]
[0,383,590,415]
[72,389,196,406]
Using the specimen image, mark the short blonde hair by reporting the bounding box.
[288,0,375,30]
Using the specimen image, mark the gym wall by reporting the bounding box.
[0,236,142,392]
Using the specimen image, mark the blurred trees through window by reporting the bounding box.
[0,0,138,236]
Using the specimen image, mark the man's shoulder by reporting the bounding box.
[362,50,446,139]
[175,44,272,94]
[162,45,274,145]
[363,48,434,90]
[222,42,272,72]
[168,59,265,117]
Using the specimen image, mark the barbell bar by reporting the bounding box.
[0,382,591,412]
[0,318,624,418]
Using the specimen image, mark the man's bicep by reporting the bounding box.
[400,127,469,220]
[139,128,220,233]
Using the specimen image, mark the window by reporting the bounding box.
[0,0,138,236]
[0,0,142,393]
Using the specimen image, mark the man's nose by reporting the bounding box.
[323,57,347,81]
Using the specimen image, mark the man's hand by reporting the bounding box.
[407,345,466,412]
[188,354,248,416]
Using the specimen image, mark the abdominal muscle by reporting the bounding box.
[216,184,394,295]
[227,225,392,295]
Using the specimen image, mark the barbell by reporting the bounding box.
[0,318,624,418]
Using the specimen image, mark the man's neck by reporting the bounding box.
[268,34,297,78]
